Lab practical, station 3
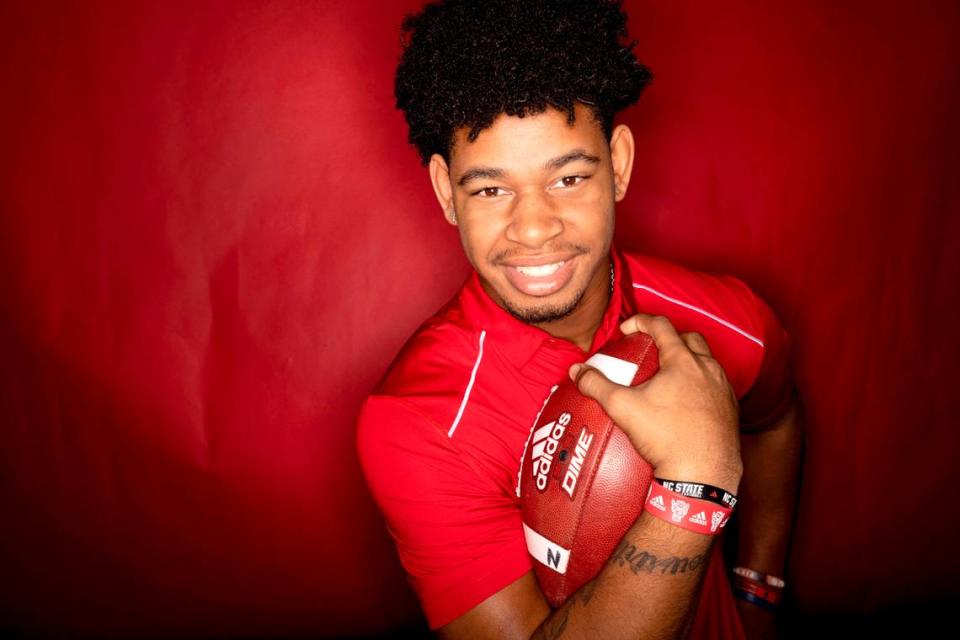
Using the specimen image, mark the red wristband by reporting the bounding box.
[731,574,783,606]
[644,481,733,535]
[732,588,780,612]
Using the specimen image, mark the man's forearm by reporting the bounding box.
[531,461,741,640]
[735,399,803,576]
[531,512,716,640]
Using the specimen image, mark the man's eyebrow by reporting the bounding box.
[457,167,505,187]
[544,149,601,171]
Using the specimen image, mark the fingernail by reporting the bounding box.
[569,364,583,381]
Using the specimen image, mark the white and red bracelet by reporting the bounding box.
[643,481,734,535]
[733,566,787,589]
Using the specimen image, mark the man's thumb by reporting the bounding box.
[569,364,617,407]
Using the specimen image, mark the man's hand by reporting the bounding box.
[570,313,742,491]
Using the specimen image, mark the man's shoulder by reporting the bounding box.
[357,286,485,443]
[618,250,775,395]
[355,283,517,507]
[620,251,760,316]
[374,293,483,398]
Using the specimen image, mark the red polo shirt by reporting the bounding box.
[356,246,791,634]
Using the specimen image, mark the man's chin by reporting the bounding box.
[500,290,584,324]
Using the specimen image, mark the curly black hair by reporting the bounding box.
[394,0,653,165]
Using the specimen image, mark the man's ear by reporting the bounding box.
[428,153,458,225]
[608,124,635,203]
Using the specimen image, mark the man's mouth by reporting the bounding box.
[515,262,564,277]
[502,256,577,297]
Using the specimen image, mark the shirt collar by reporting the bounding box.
[456,244,636,369]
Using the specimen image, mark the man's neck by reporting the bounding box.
[533,255,612,352]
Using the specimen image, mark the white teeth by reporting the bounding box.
[515,261,563,277]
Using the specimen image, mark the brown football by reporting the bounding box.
[518,331,660,608]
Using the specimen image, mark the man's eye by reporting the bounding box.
[473,186,505,198]
[552,175,587,189]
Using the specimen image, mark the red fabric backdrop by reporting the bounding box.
[1,0,957,636]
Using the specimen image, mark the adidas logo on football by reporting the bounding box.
[530,412,571,491]
[689,511,707,526]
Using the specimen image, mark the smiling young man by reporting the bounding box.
[356,1,803,638]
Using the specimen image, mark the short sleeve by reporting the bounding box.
[737,288,795,432]
[355,396,531,629]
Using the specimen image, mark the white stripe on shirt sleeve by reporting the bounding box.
[448,330,486,438]
[632,283,764,348]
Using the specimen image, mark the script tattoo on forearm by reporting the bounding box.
[532,578,598,640]
[610,539,708,576]
[577,577,599,606]
[535,607,570,640]
[533,542,707,640]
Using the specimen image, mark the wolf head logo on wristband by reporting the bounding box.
[644,481,733,535]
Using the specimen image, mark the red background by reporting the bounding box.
[1,0,958,636]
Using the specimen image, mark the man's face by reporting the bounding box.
[440,104,619,324]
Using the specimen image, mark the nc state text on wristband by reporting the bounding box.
[655,476,738,509]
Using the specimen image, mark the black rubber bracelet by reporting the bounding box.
[654,477,738,509]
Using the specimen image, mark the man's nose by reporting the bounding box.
[504,191,563,248]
